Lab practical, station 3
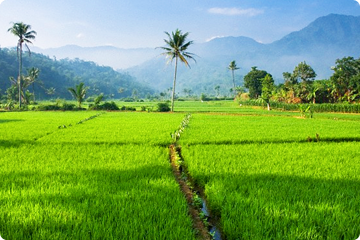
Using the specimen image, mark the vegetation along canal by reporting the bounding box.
[169,114,222,240]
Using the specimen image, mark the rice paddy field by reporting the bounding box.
[179,113,360,239]
[1,104,360,239]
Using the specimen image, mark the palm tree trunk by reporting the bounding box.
[32,82,36,102]
[232,70,235,90]
[18,43,23,108]
[171,56,178,112]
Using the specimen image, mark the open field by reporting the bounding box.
[0,112,195,239]
[1,104,360,239]
[180,113,360,239]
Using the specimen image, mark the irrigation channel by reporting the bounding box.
[169,114,222,240]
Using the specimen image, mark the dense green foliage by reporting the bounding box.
[244,67,270,98]
[0,48,154,101]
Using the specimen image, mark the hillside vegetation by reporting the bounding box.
[0,48,154,100]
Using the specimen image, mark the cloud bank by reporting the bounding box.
[208,7,264,17]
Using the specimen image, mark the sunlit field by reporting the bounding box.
[180,113,360,239]
[1,104,359,239]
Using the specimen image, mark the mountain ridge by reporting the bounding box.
[33,13,360,95]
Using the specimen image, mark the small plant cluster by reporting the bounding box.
[76,113,104,125]
[157,102,171,112]
[299,105,314,118]
[57,113,104,129]
[171,113,192,143]
[307,133,320,142]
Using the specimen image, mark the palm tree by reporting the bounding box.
[228,60,240,91]
[158,29,196,112]
[8,22,37,108]
[68,82,88,108]
[25,67,41,102]
[214,85,220,97]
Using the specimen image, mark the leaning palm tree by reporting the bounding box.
[8,22,37,108]
[68,82,88,108]
[158,29,196,112]
[228,60,240,91]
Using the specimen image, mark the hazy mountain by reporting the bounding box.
[33,45,158,70]
[33,14,360,96]
[126,14,360,95]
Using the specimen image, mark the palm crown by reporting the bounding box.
[158,29,196,111]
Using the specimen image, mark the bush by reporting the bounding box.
[89,101,119,110]
[62,103,76,111]
[37,104,62,111]
[36,103,76,111]
[120,106,136,111]
[157,102,170,112]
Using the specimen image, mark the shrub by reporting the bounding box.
[37,104,62,111]
[62,103,76,111]
[120,106,136,111]
[157,102,170,112]
[89,101,119,110]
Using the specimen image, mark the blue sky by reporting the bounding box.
[0,0,360,49]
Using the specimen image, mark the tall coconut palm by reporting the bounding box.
[68,82,88,108]
[158,29,196,112]
[228,60,240,91]
[8,22,37,108]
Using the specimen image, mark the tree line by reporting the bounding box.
[238,58,360,110]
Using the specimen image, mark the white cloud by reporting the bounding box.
[355,0,360,5]
[208,7,264,17]
[206,36,226,42]
[0,0,5,4]
[76,33,85,39]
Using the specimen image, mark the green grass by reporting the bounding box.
[180,113,360,239]
[0,112,196,240]
[1,103,360,239]
[180,113,360,145]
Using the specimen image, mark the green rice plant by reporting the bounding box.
[180,113,360,239]
[179,113,360,146]
[0,111,99,143]
[38,112,184,146]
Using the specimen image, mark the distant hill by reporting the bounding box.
[32,45,158,70]
[32,14,360,96]
[0,48,154,100]
[126,14,360,95]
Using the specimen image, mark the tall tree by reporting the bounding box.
[261,74,275,110]
[68,82,88,108]
[158,29,196,112]
[330,57,360,102]
[292,61,317,102]
[244,66,269,99]
[8,22,37,108]
[228,60,240,91]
